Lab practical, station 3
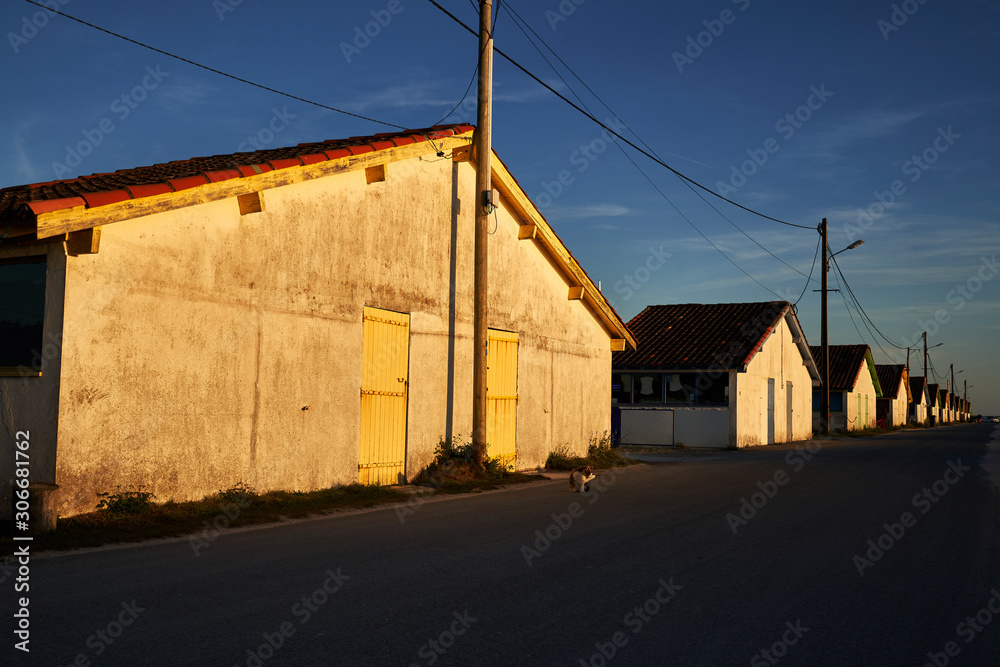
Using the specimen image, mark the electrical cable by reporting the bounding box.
[830,255,901,364]
[793,235,822,306]
[25,0,405,129]
[501,4,801,300]
[424,0,814,230]
[502,3,818,282]
[830,253,909,350]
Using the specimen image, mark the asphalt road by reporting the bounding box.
[5,424,1000,667]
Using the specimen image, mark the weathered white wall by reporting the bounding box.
[618,408,675,446]
[733,316,815,447]
[674,407,730,447]
[845,364,877,430]
[0,243,65,520]
[47,150,615,516]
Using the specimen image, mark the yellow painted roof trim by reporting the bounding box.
[488,152,637,350]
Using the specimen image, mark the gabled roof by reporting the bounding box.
[0,123,635,348]
[875,364,909,401]
[613,301,818,379]
[809,344,882,395]
[909,375,927,405]
[928,384,941,407]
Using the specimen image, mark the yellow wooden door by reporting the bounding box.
[359,307,410,485]
[487,329,519,470]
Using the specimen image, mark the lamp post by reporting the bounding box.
[923,338,942,424]
[819,217,864,436]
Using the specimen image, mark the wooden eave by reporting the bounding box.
[486,153,637,351]
[25,134,474,241]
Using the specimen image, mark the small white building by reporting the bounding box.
[927,384,942,425]
[875,364,910,427]
[909,375,929,424]
[611,302,820,448]
[810,344,882,432]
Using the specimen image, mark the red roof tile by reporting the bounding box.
[909,375,927,403]
[0,124,474,222]
[80,190,132,208]
[612,301,793,370]
[875,364,906,399]
[809,344,871,391]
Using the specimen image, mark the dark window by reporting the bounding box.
[663,373,693,403]
[633,374,663,404]
[813,391,845,412]
[611,373,631,404]
[695,372,729,405]
[0,256,46,369]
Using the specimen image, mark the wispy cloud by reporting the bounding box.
[547,203,631,220]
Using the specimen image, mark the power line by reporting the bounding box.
[423,0,814,230]
[502,3,818,282]
[793,235,822,306]
[501,3,808,301]
[830,253,909,351]
[25,0,405,130]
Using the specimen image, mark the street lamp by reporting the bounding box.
[819,218,864,436]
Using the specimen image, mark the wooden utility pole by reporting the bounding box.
[472,0,493,465]
[819,218,830,436]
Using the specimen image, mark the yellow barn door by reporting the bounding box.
[487,329,519,470]
[359,307,410,485]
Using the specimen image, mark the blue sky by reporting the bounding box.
[3,0,999,412]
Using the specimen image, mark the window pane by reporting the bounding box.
[611,373,631,404]
[664,373,694,403]
[633,374,663,404]
[696,373,729,405]
[0,257,46,368]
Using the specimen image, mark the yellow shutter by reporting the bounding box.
[359,307,410,485]
[487,329,519,470]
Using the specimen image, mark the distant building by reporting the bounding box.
[875,364,910,427]
[810,344,882,432]
[611,301,819,448]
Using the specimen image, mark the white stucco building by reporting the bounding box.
[0,124,635,520]
[611,301,820,448]
[810,344,882,432]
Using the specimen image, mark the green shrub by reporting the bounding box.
[214,481,257,504]
[95,486,156,515]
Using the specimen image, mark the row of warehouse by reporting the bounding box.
[0,124,970,521]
